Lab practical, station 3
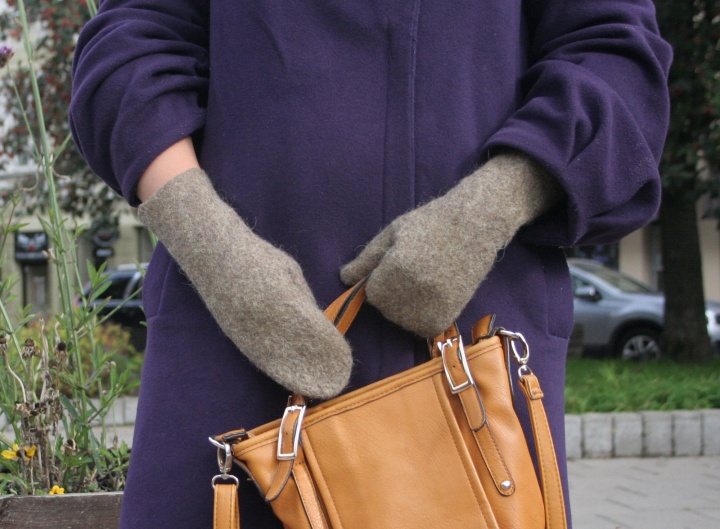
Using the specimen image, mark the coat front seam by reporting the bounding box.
[408,0,421,207]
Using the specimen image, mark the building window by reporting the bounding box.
[566,243,619,270]
[22,264,50,314]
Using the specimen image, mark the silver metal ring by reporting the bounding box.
[208,437,233,474]
[496,329,530,365]
[212,474,239,489]
[518,364,533,377]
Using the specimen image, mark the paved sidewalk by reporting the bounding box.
[569,456,720,528]
[101,422,720,528]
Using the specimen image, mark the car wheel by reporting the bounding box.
[615,326,661,361]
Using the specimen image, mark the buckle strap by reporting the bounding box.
[265,394,306,502]
[439,333,515,496]
[467,412,517,496]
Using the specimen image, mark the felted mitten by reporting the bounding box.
[138,169,352,399]
[341,151,563,338]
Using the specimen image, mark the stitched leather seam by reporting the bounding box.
[214,486,235,529]
[230,488,238,529]
[294,459,329,529]
[460,396,504,491]
[456,379,515,495]
[528,404,551,527]
[520,375,566,529]
[473,423,515,496]
[266,459,294,502]
[213,487,219,529]
[301,433,343,529]
[485,424,515,494]
[294,465,314,528]
[532,399,566,528]
[433,376,497,528]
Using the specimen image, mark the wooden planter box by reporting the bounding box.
[0,492,122,529]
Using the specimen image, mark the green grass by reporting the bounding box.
[564,358,720,414]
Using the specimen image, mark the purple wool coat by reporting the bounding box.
[69,1,671,527]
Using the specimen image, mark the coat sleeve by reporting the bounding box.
[483,0,672,246]
[69,0,209,206]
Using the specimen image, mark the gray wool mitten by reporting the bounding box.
[341,151,563,338]
[138,169,352,399]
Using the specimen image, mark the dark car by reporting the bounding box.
[569,258,720,359]
[77,264,148,348]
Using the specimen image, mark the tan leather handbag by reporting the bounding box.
[211,280,567,529]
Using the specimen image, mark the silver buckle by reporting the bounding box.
[439,336,476,394]
[277,404,306,460]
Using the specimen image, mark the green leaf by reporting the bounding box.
[59,394,80,421]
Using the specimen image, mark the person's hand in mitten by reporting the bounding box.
[341,151,563,338]
[140,169,352,399]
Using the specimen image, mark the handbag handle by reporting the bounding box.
[322,277,368,334]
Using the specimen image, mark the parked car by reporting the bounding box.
[76,263,148,349]
[569,258,720,359]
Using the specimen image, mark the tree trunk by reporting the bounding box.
[659,192,712,361]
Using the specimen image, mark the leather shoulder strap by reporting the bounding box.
[518,373,568,529]
[214,483,240,529]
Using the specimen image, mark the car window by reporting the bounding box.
[126,273,143,300]
[572,262,656,294]
[102,274,134,300]
[572,276,592,292]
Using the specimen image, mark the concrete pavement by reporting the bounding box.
[101,422,720,528]
[568,456,720,529]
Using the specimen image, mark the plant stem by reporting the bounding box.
[0,305,27,402]
[15,1,94,487]
[15,0,86,404]
[86,0,99,18]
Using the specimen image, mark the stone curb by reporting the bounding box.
[3,398,719,459]
[564,409,720,459]
[110,396,139,426]
[108,400,720,459]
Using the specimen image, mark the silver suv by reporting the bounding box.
[569,258,720,359]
